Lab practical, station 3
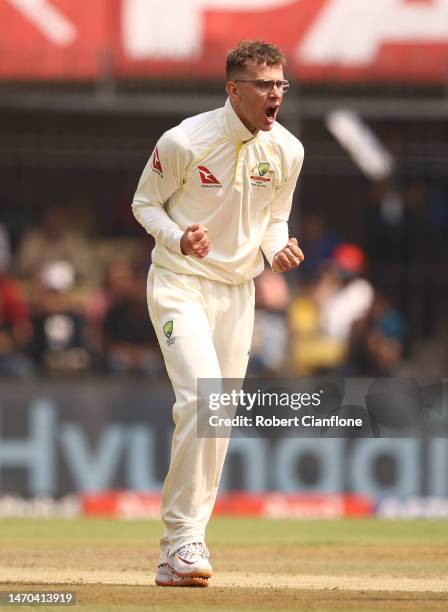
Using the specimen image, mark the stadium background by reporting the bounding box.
[0,0,447,518]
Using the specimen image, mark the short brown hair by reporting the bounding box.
[226,40,286,79]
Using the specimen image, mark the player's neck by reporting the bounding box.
[229,99,257,135]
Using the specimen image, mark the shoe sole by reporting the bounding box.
[174,569,213,579]
[155,576,209,588]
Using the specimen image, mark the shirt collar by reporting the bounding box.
[222,97,258,144]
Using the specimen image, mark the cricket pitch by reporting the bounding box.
[0,517,447,610]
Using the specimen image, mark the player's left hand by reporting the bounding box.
[272,237,304,273]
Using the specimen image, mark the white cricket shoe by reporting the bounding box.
[155,562,209,587]
[172,542,213,579]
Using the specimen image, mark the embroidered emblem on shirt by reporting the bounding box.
[249,162,272,187]
[258,162,270,176]
[152,147,163,177]
[198,166,222,188]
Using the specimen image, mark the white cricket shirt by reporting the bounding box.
[132,98,304,285]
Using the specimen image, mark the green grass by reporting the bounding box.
[1,517,447,546]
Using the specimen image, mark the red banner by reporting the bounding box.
[1,0,448,83]
[81,491,374,519]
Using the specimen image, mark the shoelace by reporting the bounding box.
[176,542,209,561]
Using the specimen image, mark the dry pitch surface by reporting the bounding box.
[0,517,447,611]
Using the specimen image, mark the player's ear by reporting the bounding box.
[226,80,240,102]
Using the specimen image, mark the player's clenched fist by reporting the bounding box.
[180,224,211,259]
[272,237,304,273]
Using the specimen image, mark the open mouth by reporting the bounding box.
[265,105,279,121]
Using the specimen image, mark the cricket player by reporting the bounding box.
[132,40,304,587]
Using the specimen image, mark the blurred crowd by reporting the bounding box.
[0,206,162,379]
[251,212,406,378]
[0,190,429,380]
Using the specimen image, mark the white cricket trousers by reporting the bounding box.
[147,264,255,558]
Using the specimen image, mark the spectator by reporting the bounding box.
[15,205,97,288]
[29,261,91,373]
[347,291,407,376]
[249,269,290,374]
[101,260,162,376]
[318,244,374,342]
[84,257,136,358]
[367,178,441,340]
[0,239,34,378]
[293,212,340,284]
[289,244,374,375]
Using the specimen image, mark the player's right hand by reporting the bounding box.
[180,224,211,258]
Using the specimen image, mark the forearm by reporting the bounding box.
[261,219,289,266]
[132,200,184,254]
[261,142,304,266]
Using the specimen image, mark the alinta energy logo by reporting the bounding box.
[151,147,163,177]
[198,166,222,188]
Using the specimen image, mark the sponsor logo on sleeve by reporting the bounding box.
[151,146,163,177]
